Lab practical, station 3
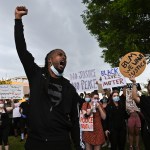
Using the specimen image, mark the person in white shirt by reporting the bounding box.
[12,99,21,137]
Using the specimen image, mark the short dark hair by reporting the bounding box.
[44,49,64,69]
[24,94,30,98]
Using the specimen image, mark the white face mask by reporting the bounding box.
[0,104,4,108]
[25,98,29,101]
[85,98,91,102]
[50,65,63,77]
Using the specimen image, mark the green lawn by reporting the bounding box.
[9,136,25,150]
[6,135,145,150]
[101,135,145,150]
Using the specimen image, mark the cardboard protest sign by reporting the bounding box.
[0,84,23,99]
[126,89,140,112]
[119,52,146,77]
[100,67,126,89]
[69,69,98,93]
[80,111,93,131]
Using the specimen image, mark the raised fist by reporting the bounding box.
[15,6,28,19]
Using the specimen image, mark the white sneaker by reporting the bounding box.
[108,142,111,148]
[102,142,107,147]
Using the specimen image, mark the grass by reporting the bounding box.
[9,136,25,150]
[5,135,145,150]
[101,134,145,150]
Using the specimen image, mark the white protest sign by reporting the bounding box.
[100,67,126,89]
[0,84,23,99]
[126,89,140,111]
[80,111,93,131]
[69,69,98,93]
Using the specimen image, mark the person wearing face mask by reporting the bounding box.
[81,91,106,150]
[100,94,111,148]
[0,99,14,150]
[84,93,91,103]
[14,6,81,150]
[104,91,129,150]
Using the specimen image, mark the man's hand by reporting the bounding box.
[15,6,28,19]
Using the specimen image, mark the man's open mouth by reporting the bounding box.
[59,61,66,67]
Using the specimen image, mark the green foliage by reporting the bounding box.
[82,0,150,67]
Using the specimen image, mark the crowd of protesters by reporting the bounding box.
[79,78,150,150]
[0,5,149,150]
[0,94,29,150]
[0,79,150,150]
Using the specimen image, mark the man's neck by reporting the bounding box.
[49,70,61,79]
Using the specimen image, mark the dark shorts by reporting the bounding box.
[20,117,28,129]
[13,117,20,128]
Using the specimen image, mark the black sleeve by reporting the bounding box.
[70,91,81,150]
[14,19,40,81]
[78,96,84,110]
[19,102,24,110]
[103,106,110,131]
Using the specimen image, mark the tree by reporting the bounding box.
[82,0,150,67]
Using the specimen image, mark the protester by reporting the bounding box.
[130,76,150,150]
[104,91,128,150]
[78,93,85,111]
[100,94,111,149]
[84,93,91,103]
[0,99,14,150]
[12,99,21,137]
[19,95,29,142]
[127,109,141,150]
[81,91,106,150]
[124,86,141,150]
[79,93,91,150]
[14,6,81,150]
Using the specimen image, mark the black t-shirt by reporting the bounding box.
[47,76,63,111]
[20,101,29,116]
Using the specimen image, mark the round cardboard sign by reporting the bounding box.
[119,52,146,77]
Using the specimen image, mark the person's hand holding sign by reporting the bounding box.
[129,76,136,84]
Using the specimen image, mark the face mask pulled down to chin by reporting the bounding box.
[50,65,63,77]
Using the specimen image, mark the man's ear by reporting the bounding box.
[48,58,52,66]
[48,62,52,66]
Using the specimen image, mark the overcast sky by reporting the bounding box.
[0,0,149,84]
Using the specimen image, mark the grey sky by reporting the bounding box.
[0,0,149,83]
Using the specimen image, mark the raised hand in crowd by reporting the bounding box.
[15,6,28,19]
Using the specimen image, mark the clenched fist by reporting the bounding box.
[15,6,28,19]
